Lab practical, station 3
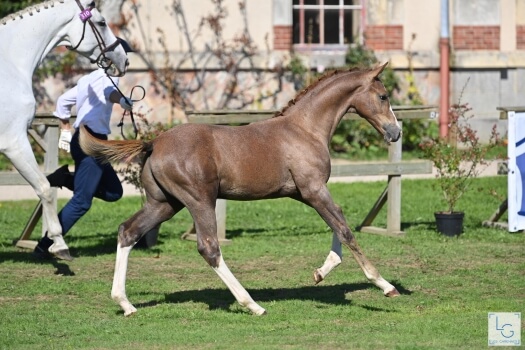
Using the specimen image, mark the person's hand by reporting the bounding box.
[119,96,133,111]
[58,129,72,153]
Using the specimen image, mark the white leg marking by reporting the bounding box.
[368,274,398,296]
[213,253,266,315]
[314,233,343,284]
[315,250,342,283]
[111,243,137,316]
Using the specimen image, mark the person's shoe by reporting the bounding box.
[47,165,74,191]
[32,235,54,260]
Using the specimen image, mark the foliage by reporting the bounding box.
[34,50,78,80]
[345,43,378,68]
[286,54,309,90]
[123,0,274,117]
[0,0,37,18]
[331,43,432,158]
[0,177,523,349]
[344,44,400,101]
[420,103,501,213]
[330,119,389,159]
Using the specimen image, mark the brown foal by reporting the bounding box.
[80,62,402,316]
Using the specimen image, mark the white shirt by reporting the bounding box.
[53,69,119,135]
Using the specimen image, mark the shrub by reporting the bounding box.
[419,103,500,213]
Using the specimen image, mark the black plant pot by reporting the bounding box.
[434,212,464,237]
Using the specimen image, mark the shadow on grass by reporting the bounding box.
[129,281,411,315]
[1,232,121,263]
[401,221,435,231]
[0,251,76,275]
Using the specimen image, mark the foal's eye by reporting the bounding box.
[379,94,388,101]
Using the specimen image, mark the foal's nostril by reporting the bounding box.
[125,59,129,67]
[384,123,402,142]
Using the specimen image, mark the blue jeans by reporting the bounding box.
[58,129,123,235]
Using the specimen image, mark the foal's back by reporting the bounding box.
[147,119,330,201]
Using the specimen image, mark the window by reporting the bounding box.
[293,0,363,50]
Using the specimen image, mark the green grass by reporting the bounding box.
[0,177,523,349]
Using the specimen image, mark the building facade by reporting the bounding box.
[45,0,525,135]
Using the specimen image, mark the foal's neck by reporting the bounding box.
[291,71,363,141]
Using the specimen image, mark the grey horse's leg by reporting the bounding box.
[5,139,71,259]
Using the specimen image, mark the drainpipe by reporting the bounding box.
[439,0,450,138]
[360,0,366,45]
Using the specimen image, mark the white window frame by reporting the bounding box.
[292,0,363,50]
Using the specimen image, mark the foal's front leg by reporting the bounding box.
[192,207,267,315]
[306,185,400,297]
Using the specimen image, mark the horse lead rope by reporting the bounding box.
[106,75,146,140]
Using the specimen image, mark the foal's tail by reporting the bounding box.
[79,126,153,163]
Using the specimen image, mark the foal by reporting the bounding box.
[81,63,402,316]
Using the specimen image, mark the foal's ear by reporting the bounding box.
[370,62,389,79]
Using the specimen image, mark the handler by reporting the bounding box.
[33,39,134,260]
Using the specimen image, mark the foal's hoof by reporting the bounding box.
[52,249,74,261]
[313,269,324,285]
[124,309,137,317]
[385,288,400,297]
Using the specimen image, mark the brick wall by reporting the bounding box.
[517,25,525,50]
[453,25,500,50]
[364,25,403,50]
[273,25,292,50]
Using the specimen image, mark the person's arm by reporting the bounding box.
[53,86,77,153]
[54,86,77,121]
[109,90,133,111]
[59,119,72,131]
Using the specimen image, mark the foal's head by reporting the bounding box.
[351,62,402,144]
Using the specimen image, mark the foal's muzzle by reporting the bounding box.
[383,123,402,143]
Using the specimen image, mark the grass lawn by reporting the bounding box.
[0,176,523,349]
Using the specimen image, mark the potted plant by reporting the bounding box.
[419,101,500,236]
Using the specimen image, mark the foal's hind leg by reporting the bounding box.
[190,205,266,315]
[303,185,399,297]
[112,201,177,316]
[5,139,71,259]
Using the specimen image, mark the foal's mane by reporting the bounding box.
[273,67,365,118]
[0,0,65,26]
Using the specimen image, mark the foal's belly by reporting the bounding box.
[217,166,297,200]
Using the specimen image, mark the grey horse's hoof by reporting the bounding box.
[52,249,74,261]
